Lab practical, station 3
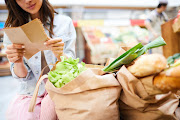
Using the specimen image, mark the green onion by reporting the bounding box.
[103,36,166,72]
[136,36,166,56]
[171,59,180,68]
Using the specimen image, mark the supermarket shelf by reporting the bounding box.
[73,19,145,27]
[0,62,11,76]
[0,71,11,76]
[0,43,4,48]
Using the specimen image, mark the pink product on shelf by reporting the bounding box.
[174,10,180,23]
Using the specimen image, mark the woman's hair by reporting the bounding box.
[4,0,56,37]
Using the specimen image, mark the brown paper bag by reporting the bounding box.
[117,66,179,120]
[44,68,121,120]
[29,66,121,120]
[45,68,121,120]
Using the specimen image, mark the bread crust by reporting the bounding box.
[165,65,180,77]
[128,54,167,77]
[154,66,180,92]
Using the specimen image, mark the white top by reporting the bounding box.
[3,14,76,96]
[145,9,168,40]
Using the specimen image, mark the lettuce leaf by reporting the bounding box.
[48,56,86,88]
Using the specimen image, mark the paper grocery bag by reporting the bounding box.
[117,66,179,120]
[4,18,49,59]
[45,68,121,120]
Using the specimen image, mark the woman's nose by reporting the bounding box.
[24,0,32,4]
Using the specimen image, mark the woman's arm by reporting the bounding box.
[14,62,27,78]
[3,33,31,79]
[6,44,27,78]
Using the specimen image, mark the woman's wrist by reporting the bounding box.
[14,62,28,78]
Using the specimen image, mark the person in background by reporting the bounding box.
[145,0,169,54]
[3,0,76,119]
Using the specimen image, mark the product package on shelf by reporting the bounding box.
[172,10,180,33]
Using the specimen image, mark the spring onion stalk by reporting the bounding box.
[103,36,166,72]
[171,59,180,67]
[136,36,166,56]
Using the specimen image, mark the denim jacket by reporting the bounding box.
[3,14,76,96]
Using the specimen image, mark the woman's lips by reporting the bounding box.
[28,3,36,10]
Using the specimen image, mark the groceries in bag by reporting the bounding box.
[127,54,167,77]
[154,59,180,92]
[167,53,180,65]
[103,36,166,72]
[45,57,121,120]
[48,56,86,88]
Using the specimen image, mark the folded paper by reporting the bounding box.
[4,18,49,59]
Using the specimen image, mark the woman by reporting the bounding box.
[3,0,76,119]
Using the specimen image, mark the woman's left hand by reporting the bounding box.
[44,38,64,61]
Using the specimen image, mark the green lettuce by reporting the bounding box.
[48,56,87,88]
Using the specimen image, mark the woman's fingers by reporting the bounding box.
[51,47,63,51]
[6,44,25,63]
[6,49,25,54]
[7,52,24,58]
[45,38,64,59]
[45,38,62,46]
[49,42,64,47]
[7,44,25,49]
[53,51,63,54]
[8,56,20,63]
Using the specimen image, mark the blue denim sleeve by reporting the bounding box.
[10,60,32,82]
[3,33,32,81]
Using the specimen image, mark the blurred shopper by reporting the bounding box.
[3,0,76,120]
[145,0,168,54]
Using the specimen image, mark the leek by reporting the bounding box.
[103,36,166,72]
[171,59,180,68]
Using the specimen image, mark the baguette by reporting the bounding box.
[154,65,180,92]
[128,54,167,77]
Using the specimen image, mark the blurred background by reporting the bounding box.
[0,0,180,119]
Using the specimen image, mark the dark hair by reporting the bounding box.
[4,0,57,37]
[157,3,168,8]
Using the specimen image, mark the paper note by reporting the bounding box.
[3,18,49,59]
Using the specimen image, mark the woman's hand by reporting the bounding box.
[6,44,27,78]
[44,38,64,61]
[6,44,25,63]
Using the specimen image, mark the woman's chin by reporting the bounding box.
[29,10,40,16]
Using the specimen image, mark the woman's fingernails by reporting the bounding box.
[22,46,25,48]
[44,42,47,45]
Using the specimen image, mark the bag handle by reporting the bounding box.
[28,74,48,112]
[28,55,63,112]
[28,64,50,112]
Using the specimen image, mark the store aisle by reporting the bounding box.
[0,76,18,120]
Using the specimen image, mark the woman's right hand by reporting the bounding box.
[5,44,25,63]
